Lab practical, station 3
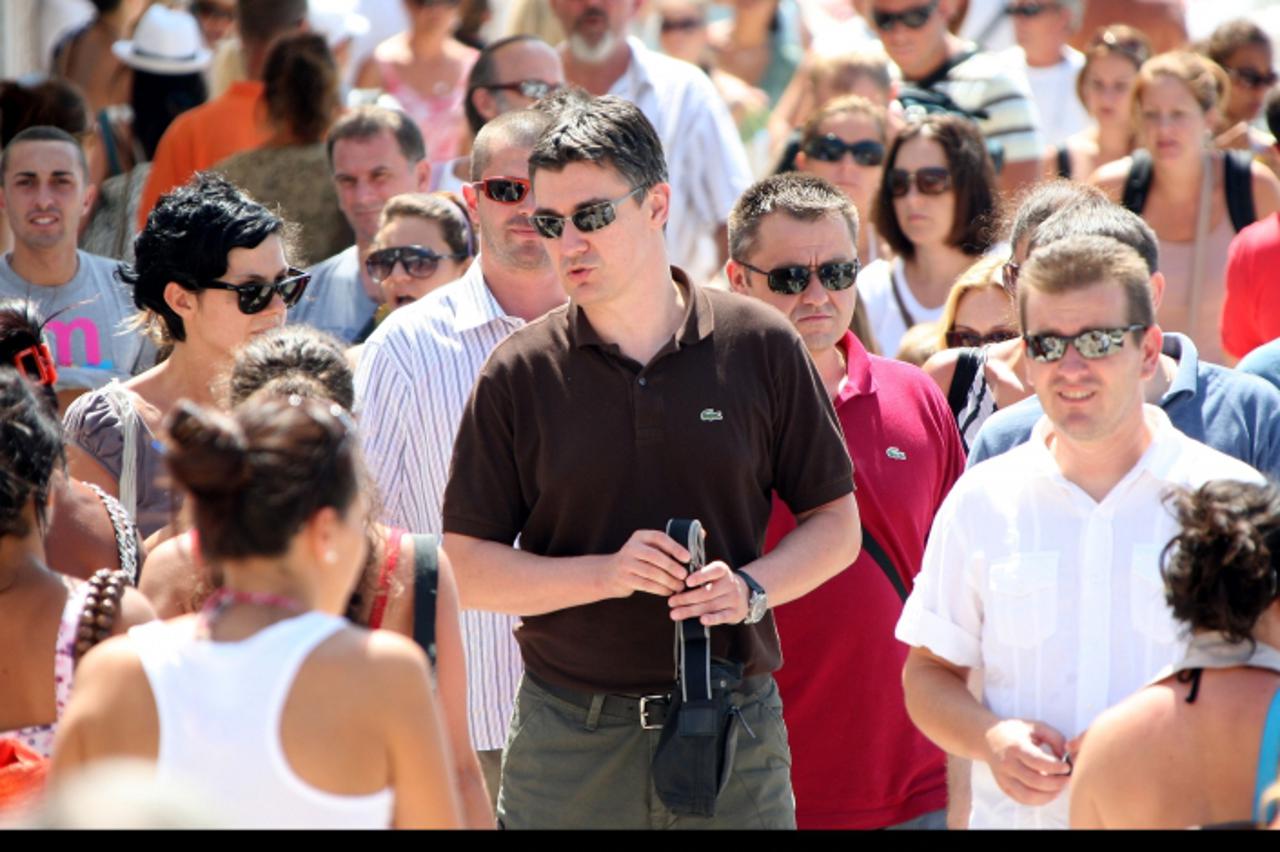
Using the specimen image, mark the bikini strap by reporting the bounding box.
[367,527,405,630]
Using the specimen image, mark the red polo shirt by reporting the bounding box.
[1223,213,1280,359]
[768,331,965,829]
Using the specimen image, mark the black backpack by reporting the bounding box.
[1121,148,1257,233]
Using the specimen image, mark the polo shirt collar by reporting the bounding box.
[568,267,712,351]
[1158,332,1199,405]
[453,255,515,332]
[1027,404,1182,499]
[836,330,877,404]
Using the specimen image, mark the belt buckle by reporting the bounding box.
[639,694,667,730]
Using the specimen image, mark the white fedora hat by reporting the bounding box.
[112,5,213,75]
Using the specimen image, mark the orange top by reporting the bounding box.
[137,81,271,229]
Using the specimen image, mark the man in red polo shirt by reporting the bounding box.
[727,173,966,829]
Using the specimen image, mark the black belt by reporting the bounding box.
[526,671,771,731]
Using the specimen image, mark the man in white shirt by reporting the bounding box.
[353,108,566,809]
[1000,0,1089,148]
[548,0,753,284]
[895,234,1262,829]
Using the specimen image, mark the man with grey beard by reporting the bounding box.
[548,0,752,285]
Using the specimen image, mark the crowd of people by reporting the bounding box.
[3,0,1280,831]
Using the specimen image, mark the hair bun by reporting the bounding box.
[164,399,252,497]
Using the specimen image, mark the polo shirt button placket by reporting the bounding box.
[638,376,647,387]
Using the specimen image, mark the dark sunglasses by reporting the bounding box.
[888,166,952,198]
[946,327,1018,348]
[1023,324,1148,362]
[1004,1,1060,17]
[803,135,886,166]
[473,176,531,204]
[365,246,466,284]
[202,267,310,314]
[531,186,644,240]
[872,0,938,31]
[1227,66,1279,91]
[661,16,705,32]
[737,258,861,295]
[192,0,235,20]
[481,79,562,99]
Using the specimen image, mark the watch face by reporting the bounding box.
[747,591,769,624]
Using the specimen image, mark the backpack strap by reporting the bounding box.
[1122,149,1154,215]
[1055,145,1071,179]
[862,527,908,603]
[409,534,440,665]
[1224,149,1257,233]
[946,348,982,420]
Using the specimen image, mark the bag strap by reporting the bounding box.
[666,519,712,704]
[100,381,139,520]
[409,533,440,664]
[1122,149,1154,216]
[1224,149,1257,233]
[1055,145,1071,179]
[889,262,918,332]
[946,348,982,420]
[862,526,908,603]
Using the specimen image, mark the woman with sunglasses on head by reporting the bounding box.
[0,368,153,778]
[63,173,308,543]
[1071,480,1280,829]
[0,301,142,583]
[354,0,479,165]
[1052,25,1150,181]
[858,113,998,360]
[51,395,463,829]
[1090,51,1280,367]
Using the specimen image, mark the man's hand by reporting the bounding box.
[667,562,749,626]
[598,530,691,599]
[982,718,1072,806]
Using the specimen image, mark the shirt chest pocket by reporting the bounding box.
[1129,543,1178,645]
[987,553,1059,649]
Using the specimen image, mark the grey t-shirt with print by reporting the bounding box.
[0,250,151,390]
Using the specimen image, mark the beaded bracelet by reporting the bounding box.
[74,568,130,661]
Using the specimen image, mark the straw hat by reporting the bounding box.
[112,5,213,75]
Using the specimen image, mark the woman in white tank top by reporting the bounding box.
[51,396,462,829]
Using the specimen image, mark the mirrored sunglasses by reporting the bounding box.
[531,186,644,239]
[888,166,952,198]
[483,79,562,99]
[365,246,466,284]
[202,267,310,315]
[1023,324,1148,362]
[804,135,886,166]
[737,259,861,295]
[872,0,939,31]
[473,177,531,204]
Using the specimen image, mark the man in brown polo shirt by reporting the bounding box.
[441,95,861,829]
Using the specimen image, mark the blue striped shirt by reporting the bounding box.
[354,258,527,750]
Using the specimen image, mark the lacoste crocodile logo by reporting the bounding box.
[700,408,723,422]
[886,447,907,461]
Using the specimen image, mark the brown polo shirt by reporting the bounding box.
[442,269,854,694]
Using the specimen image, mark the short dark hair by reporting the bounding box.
[325,105,425,169]
[1201,18,1271,67]
[131,70,208,160]
[262,33,339,145]
[164,395,360,562]
[1029,200,1159,274]
[0,125,88,185]
[528,95,667,193]
[1018,234,1155,331]
[728,173,859,262]
[464,34,544,136]
[122,172,284,344]
[1163,480,1280,645]
[376,191,475,258]
[236,0,307,48]
[873,115,997,260]
[0,78,90,149]
[1006,179,1105,252]
[229,326,354,410]
[470,108,555,181]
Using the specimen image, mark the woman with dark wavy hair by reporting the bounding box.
[1072,480,1280,828]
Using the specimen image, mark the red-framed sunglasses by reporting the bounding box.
[472,177,531,204]
[13,342,58,386]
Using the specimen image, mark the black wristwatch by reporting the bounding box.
[739,570,768,625]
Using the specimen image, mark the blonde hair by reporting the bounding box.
[1133,51,1231,122]
[936,253,1011,350]
[895,321,940,366]
[809,52,893,101]
[801,94,888,146]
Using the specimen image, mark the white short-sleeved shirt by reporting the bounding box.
[856,257,946,359]
[895,406,1263,829]
[608,38,754,285]
[999,46,1089,149]
[354,258,527,751]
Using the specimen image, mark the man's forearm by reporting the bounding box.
[739,493,860,607]
[444,534,606,615]
[902,648,999,763]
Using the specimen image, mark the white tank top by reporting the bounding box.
[128,612,395,829]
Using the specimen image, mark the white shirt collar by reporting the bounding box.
[452,255,516,332]
[1027,404,1182,501]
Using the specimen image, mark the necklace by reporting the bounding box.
[198,588,307,639]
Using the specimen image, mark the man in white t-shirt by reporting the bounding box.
[895,234,1263,829]
[999,0,1089,148]
[0,126,148,409]
[547,0,753,285]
